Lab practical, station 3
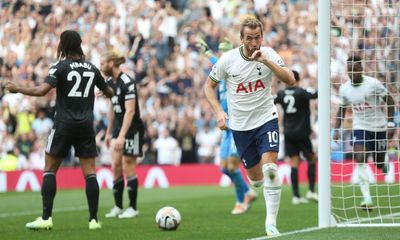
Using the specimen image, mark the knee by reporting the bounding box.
[355,155,364,163]
[113,158,122,169]
[227,165,236,172]
[227,159,240,172]
[262,163,278,175]
[77,157,96,177]
[262,163,281,187]
[248,177,264,188]
[307,154,317,165]
[44,155,62,172]
[220,159,228,169]
[112,162,123,177]
[290,159,300,168]
[123,157,137,173]
[122,157,136,167]
[291,153,307,167]
[44,165,58,172]
[308,160,316,166]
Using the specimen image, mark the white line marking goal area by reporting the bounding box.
[247,227,322,240]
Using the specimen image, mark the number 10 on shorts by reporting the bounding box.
[267,131,278,144]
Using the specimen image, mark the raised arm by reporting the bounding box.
[196,37,215,60]
[5,80,52,96]
[197,37,233,65]
[264,63,295,86]
[250,50,295,86]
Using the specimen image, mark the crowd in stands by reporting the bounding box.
[0,0,398,170]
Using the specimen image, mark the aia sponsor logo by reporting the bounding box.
[353,102,372,112]
[236,79,265,93]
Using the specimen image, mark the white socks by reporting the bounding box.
[262,163,281,227]
[248,177,264,188]
[358,163,371,202]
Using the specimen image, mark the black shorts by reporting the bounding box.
[284,134,313,159]
[121,128,144,157]
[45,129,98,158]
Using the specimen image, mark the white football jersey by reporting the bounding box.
[209,46,285,131]
[339,75,388,131]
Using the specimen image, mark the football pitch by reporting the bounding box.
[0,185,399,240]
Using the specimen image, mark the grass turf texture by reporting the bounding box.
[0,185,399,240]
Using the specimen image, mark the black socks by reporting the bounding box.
[291,167,300,198]
[86,174,99,221]
[42,171,56,220]
[127,176,138,210]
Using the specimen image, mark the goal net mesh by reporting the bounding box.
[330,0,400,226]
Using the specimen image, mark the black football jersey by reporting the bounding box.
[45,59,109,136]
[275,86,317,137]
[108,72,143,138]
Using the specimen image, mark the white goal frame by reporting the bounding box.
[318,0,332,228]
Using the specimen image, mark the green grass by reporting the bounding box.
[0,185,399,240]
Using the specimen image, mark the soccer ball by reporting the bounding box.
[155,206,181,230]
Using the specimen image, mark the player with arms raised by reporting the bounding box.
[204,16,295,236]
[334,55,395,210]
[5,30,114,230]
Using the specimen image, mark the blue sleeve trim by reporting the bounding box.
[210,56,218,65]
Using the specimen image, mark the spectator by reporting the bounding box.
[196,123,220,164]
[154,128,180,165]
[31,109,53,137]
[176,112,198,164]
[0,0,397,167]
[0,150,18,171]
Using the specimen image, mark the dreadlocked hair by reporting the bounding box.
[57,30,85,60]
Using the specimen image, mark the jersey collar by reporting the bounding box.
[239,46,252,61]
[351,75,364,87]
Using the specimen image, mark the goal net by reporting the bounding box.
[330,0,400,226]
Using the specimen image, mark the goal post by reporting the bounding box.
[323,0,400,227]
[318,0,332,228]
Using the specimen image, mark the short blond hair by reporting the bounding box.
[105,51,126,67]
[239,14,257,22]
[240,15,263,37]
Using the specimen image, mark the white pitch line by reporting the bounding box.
[0,206,87,218]
[337,212,400,226]
[247,226,322,240]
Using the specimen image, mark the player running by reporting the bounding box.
[333,55,395,210]
[204,16,295,236]
[197,37,258,215]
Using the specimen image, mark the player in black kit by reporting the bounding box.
[101,51,144,219]
[5,30,113,230]
[275,70,318,204]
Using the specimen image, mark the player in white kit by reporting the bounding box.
[204,16,295,236]
[334,55,395,210]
